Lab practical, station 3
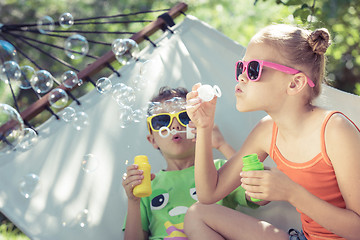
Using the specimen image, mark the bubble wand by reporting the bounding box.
[159,125,195,139]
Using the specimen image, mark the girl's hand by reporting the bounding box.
[186,83,217,129]
[122,164,155,201]
[240,168,299,202]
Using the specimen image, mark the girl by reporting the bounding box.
[184,24,360,240]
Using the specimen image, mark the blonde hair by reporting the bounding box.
[252,24,331,99]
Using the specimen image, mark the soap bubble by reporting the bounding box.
[81,154,98,173]
[64,34,89,60]
[0,61,21,83]
[112,83,136,106]
[0,40,18,63]
[118,105,133,128]
[60,107,75,122]
[18,173,40,199]
[17,128,38,151]
[31,70,54,94]
[48,88,69,109]
[167,97,186,112]
[72,111,89,131]
[0,104,24,155]
[132,109,145,123]
[59,13,74,29]
[111,39,128,55]
[77,78,83,87]
[96,77,112,94]
[61,70,79,89]
[112,39,139,65]
[18,65,35,89]
[147,101,162,116]
[129,75,148,92]
[75,209,91,228]
[37,16,55,34]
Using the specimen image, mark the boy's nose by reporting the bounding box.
[170,117,182,130]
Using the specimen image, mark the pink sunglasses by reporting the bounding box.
[235,59,315,88]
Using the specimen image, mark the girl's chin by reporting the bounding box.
[236,104,253,113]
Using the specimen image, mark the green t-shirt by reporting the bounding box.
[124,159,258,239]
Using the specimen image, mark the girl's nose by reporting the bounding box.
[239,67,249,83]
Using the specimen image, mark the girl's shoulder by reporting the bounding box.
[250,115,274,138]
[325,112,360,138]
[256,115,274,131]
[247,115,274,152]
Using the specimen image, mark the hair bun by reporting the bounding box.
[307,28,331,55]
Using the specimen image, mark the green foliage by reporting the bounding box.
[0,222,30,240]
[255,0,360,95]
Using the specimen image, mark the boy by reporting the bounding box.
[122,86,258,239]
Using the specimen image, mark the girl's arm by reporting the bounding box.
[241,114,360,239]
[187,83,270,203]
[296,114,360,239]
[186,83,219,203]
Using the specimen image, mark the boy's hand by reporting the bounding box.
[122,164,155,201]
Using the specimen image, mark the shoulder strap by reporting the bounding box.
[269,122,278,159]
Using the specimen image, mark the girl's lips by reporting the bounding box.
[235,86,243,93]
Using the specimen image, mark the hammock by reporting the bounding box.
[1,8,359,240]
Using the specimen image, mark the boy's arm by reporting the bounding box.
[212,125,236,159]
[122,164,150,240]
[124,199,148,240]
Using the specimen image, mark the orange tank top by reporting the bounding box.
[269,111,359,240]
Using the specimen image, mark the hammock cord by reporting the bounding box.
[0,2,188,142]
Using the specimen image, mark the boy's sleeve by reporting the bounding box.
[214,159,259,210]
[122,198,150,232]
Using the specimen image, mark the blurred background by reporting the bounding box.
[0,0,359,238]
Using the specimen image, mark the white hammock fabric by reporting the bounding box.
[0,15,359,239]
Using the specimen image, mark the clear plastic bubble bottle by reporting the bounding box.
[242,153,264,202]
[133,155,152,198]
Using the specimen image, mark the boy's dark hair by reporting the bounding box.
[150,86,188,103]
[146,86,188,136]
[147,86,188,115]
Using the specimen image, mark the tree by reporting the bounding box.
[255,0,360,95]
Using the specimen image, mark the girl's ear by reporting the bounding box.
[147,134,159,149]
[287,73,308,95]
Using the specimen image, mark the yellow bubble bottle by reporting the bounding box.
[133,155,152,198]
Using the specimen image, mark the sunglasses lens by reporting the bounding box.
[178,112,190,126]
[151,115,170,130]
[248,61,260,80]
[236,62,244,81]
